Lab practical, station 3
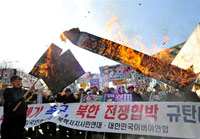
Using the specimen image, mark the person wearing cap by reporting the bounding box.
[57,88,76,138]
[128,86,143,101]
[1,75,27,139]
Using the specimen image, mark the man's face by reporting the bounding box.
[103,87,109,93]
[128,88,134,94]
[78,89,84,94]
[65,91,71,96]
[111,89,115,93]
[11,79,22,88]
[42,91,48,97]
[91,88,97,94]
[134,88,138,92]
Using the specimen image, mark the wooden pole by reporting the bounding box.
[120,133,123,139]
[13,78,39,111]
[25,86,46,102]
[103,132,106,139]
[85,131,88,139]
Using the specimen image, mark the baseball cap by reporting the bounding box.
[10,75,22,82]
[64,88,71,92]
[91,86,98,90]
[128,86,134,90]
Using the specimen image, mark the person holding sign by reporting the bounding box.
[1,76,27,139]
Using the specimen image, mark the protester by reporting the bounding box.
[26,88,38,138]
[140,85,148,101]
[40,92,57,136]
[134,87,139,94]
[74,88,85,102]
[57,88,76,138]
[149,84,167,101]
[128,86,143,101]
[40,92,49,136]
[85,89,91,94]
[110,87,116,94]
[118,86,126,94]
[1,75,27,139]
[98,90,103,95]
[103,86,112,94]
[90,86,98,95]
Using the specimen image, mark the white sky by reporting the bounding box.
[0,0,199,74]
[0,0,117,73]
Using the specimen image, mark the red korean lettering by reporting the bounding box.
[131,104,143,120]
[29,106,44,118]
[76,105,89,118]
[26,107,34,118]
[104,105,117,120]
[0,115,3,121]
[145,104,159,121]
[118,105,130,120]
[86,104,100,119]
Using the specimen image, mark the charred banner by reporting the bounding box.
[60,28,198,92]
[30,43,85,94]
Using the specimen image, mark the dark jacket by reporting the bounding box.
[132,93,143,101]
[42,95,55,103]
[57,93,76,104]
[3,87,27,117]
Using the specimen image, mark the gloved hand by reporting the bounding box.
[19,97,25,102]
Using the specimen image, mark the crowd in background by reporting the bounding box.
[0,82,200,138]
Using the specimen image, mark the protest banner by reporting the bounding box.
[115,94,132,102]
[30,44,85,94]
[1,68,16,85]
[90,78,100,89]
[103,94,116,102]
[0,102,199,138]
[113,79,128,86]
[99,64,132,82]
[80,83,89,88]
[80,94,104,103]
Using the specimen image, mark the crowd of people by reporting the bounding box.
[1,75,200,139]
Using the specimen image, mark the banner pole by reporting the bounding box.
[120,133,123,139]
[103,132,106,139]
[85,131,88,139]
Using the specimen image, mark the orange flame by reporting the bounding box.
[60,15,198,91]
[60,32,67,42]
[103,14,172,60]
[37,47,55,79]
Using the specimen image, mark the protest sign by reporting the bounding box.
[90,78,100,89]
[80,94,103,103]
[113,79,128,86]
[99,64,132,82]
[0,102,199,138]
[30,44,85,94]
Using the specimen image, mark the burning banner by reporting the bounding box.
[60,28,198,92]
[30,43,85,94]
[172,24,200,73]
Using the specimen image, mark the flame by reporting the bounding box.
[98,16,197,89]
[60,15,198,91]
[60,32,67,42]
[104,14,120,35]
[103,14,171,59]
[37,46,55,80]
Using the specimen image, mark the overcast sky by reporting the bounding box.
[0,0,200,73]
